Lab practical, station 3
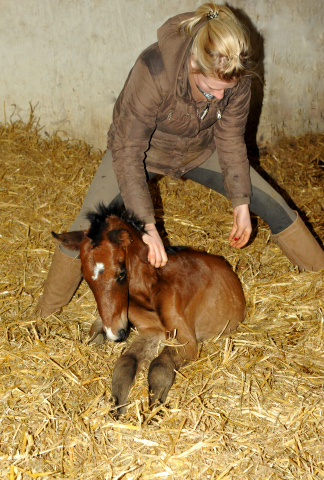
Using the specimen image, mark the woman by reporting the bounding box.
[36,2,324,318]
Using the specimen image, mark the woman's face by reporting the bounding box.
[193,72,238,100]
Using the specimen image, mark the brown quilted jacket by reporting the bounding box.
[108,12,252,224]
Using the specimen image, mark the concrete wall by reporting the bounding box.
[1,0,323,150]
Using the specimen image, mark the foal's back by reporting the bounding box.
[158,249,245,341]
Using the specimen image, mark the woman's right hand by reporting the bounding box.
[142,223,168,268]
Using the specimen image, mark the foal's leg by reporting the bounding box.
[148,328,198,405]
[148,346,182,404]
[111,325,166,416]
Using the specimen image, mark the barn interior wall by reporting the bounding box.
[1,0,323,150]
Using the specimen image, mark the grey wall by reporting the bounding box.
[1,0,323,150]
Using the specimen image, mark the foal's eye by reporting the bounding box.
[116,269,127,284]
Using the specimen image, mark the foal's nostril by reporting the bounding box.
[116,328,127,342]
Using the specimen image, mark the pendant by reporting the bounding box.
[200,103,210,120]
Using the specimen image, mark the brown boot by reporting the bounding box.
[35,245,82,317]
[271,212,324,271]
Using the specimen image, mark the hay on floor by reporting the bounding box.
[0,115,323,480]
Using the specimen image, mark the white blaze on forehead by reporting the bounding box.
[104,326,119,341]
[92,262,105,281]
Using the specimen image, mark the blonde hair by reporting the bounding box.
[178,3,250,80]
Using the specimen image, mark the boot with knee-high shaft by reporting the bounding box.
[271,212,324,272]
[35,245,82,317]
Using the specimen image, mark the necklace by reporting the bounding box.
[196,84,214,101]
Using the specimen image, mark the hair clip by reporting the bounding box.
[207,10,218,20]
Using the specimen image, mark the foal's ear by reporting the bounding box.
[52,230,86,250]
[107,228,132,249]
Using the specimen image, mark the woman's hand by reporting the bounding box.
[229,204,252,249]
[142,223,168,268]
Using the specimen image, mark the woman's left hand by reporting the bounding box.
[229,204,252,249]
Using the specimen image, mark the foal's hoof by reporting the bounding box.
[88,316,106,344]
[88,331,106,345]
[149,392,165,408]
[110,395,127,418]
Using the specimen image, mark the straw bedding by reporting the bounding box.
[0,114,323,479]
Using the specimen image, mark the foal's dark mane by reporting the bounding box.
[85,202,188,253]
[86,203,146,247]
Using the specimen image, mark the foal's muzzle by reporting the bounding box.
[115,328,128,342]
[104,325,129,342]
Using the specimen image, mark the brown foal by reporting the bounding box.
[53,204,245,415]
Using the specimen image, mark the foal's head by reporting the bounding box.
[53,204,146,342]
